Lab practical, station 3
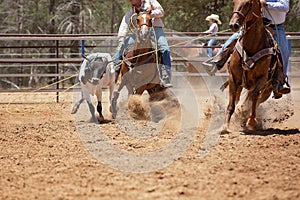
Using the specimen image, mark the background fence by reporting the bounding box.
[0,33,299,102]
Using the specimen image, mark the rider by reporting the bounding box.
[261,0,291,97]
[202,0,290,98]
[203,14,222,58]
[113,0,172,88]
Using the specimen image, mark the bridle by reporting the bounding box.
[136,11,152,32]
[233,0,253,20]
[232,0,261,32]
[129,8,152,32]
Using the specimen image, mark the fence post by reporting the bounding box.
[81,40,85,56]
[56,40,59,103]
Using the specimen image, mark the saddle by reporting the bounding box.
[213,25,277,71]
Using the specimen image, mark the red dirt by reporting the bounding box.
[0,81,299,200]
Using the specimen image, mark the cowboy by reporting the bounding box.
[202,0,290,98]
[261,0,291,98]
[113,0,172,88]
[203,14,222,58]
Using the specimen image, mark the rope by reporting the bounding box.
[6,74,80,115]
[121,28,232,63]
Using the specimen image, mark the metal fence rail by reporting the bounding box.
[0,33,299,101]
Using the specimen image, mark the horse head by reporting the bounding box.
[229,0,262,32]
[135,9,152,42]
[81,56,108,85]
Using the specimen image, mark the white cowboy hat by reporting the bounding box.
[205,14,222,25]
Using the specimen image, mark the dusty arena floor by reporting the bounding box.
[1,76,300,200]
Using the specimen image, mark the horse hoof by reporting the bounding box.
[98,116,105,123]
[246,118,257,130]
[89,118,99,124]
[221,129,230,135]
[221,124,231,135]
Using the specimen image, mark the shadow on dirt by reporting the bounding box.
[99,119,113,124]
[241,128,300,136]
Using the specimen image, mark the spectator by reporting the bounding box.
[203,14,222,57]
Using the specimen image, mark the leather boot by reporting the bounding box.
[278,79,290,94]
[272,80,290,99]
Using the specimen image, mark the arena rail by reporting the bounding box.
[0,33,299,102]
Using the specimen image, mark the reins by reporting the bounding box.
[123,10,161,85]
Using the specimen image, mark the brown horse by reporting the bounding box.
[111,9,167,119]
[221,0,285,134]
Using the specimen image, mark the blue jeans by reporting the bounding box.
[207,39,218,57]
[271,24,290,78]
[216,31,242,57]
[114,27,172,77]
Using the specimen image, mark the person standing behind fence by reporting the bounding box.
[203,14,222,58]
[261,0,291,93]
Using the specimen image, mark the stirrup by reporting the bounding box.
[161,80,173,88]
[202,61,217,76]
[203,57,214,65]
[160,76,173,88]
[161,82,173,88]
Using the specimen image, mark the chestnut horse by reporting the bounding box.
[111,10,167,119]
[222,0,285,133]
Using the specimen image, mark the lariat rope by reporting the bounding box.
[116,27,232,69]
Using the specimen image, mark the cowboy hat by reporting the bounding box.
[205,14,222,25]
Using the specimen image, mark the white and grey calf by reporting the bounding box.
[71,53,115,123]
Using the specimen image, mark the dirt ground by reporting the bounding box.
[1,76,300,200]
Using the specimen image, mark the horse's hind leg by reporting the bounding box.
[235,86,243,105]
[246,85,262,130]
[246,94,259,130]
[247,76,268,130]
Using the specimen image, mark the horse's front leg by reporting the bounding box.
[246,90,259,130]
[246,78,266,130]
[108,81,115,114]
[111,75,126,119]
[222,76,238,134]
